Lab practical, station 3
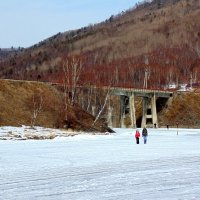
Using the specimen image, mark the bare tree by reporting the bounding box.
[62,55,84,105]
[92,74,114,126]
[86,86,94,112]
[62,55,84,122]
[143,67,151,89]
[93,88,111,126]
[30,90,44,127]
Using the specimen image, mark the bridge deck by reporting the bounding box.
[104,87,173,98]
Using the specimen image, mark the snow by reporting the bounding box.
[0,127,200,200]
[0,126,82,140]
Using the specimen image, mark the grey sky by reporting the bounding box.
[0,0,138,48]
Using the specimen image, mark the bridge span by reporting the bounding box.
[108,87,172,97]
[108,87,173,128]
[82,86,173,128]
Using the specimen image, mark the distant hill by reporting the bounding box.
[0,0,200,88]
[0,48,20,60]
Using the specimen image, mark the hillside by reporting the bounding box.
[25,0,200,57]
[159,91,200,128]
[0,0,199,89]
[0,79,110,132]
[0,48,20,60]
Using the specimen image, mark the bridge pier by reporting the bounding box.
[129,95,136,128]
[151,94,158,127]
[141,94,158,128]
[107,105,113,127]
[141,97,149,128]
[120,96,126,128]
[118,95,136,128]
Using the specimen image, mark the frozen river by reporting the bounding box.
[0,128,200,200]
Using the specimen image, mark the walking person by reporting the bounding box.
[142,127,148,144]
[135,129,140,144]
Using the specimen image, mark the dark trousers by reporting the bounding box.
[136,138,139,144]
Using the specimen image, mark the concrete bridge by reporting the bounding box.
[92,87,173,128]
[51,82,173,128]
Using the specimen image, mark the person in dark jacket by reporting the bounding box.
[135,129,140,144]
[142,127,148,144]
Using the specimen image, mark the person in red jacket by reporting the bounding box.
[135,129,140,144]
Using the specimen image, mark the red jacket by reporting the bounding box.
[135,131,140,138]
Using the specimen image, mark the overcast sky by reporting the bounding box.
[0,0,138,48]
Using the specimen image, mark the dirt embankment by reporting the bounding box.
[158,91,200,128]
[0,79,110,132]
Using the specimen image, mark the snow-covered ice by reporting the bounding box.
[0,127,200,200]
